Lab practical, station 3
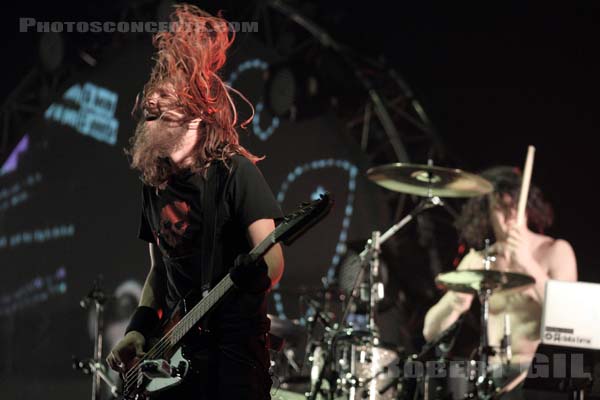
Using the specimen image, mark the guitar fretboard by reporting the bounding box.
[169,274,234,344]
[153,232,276,355]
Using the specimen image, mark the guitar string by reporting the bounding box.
[123,238,268,382]
[123,227,289,391]
[124,273,230,376]
[123,274,231,381]
[123,293,217,389]
[123,274,237,395]
[124,225,275,380]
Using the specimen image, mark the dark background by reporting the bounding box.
[4,1,598,278]
[1,2,599,399]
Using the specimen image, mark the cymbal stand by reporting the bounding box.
[471,240,498,399]
[308,195,441,400]
[340,194,443,326]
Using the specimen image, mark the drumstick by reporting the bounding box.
[516,145,536,227]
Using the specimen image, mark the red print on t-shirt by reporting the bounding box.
[159,200,191,250]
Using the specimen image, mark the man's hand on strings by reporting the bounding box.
[106,331,146,373]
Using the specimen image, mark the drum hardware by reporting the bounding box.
[308,328,401,400]
[434,240,536,400]
[340,194,445,330]
[307,160,493,399]
[302,162,495,399]
[500,314,512,366]
[308,218,427,399]
[301,294,338,371]
[473,240,498,400]
[267,313,309,387]
[388,314,466,400]
[269,314,308,342]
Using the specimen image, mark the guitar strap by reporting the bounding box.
[199,161,228,298]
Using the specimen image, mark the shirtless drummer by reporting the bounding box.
[422,166,577,397]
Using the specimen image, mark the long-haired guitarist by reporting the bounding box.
[106,5,284,399]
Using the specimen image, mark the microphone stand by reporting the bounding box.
[72,356,120,398]
[74,276,119,399]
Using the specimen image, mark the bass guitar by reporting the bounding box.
[120,193,333,399]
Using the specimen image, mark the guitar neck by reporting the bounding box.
[169,274,234,343]
[159,231,277,348]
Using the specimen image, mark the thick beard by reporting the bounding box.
[128,119,188,188]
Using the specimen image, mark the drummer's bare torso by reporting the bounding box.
[459,232,554,365]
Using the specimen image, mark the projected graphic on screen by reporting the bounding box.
[0,73,137,399]
[0,133,29,176]
[0,223,75,249]
[271,159,359,320]
[44,82,120,146]
[0,267,67,316]
[0,171,42,212]
[227,58,280,141]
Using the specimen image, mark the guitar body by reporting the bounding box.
[143,347,188,393]
[123,300,202,399]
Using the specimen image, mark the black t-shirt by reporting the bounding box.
[138,155,282,339]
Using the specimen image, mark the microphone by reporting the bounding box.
[80,276,113,308]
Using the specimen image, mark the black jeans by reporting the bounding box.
[152,332,272,400]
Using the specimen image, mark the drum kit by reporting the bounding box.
[270,162,537,400]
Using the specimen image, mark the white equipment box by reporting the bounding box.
[541,280,600,350]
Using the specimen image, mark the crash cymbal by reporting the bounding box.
[366,163,493,198]
[268,314,306,339]
[435,269,535,294]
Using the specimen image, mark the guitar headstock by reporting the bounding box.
[275,192,333,246]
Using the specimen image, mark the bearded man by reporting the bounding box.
[106,5,284,399]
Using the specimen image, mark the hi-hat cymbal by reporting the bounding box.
[366,163,493,198]
[435,269,535,294]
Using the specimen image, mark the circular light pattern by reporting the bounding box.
[227,58,280,141]
[272,159,358,320]
[267,66,295,116]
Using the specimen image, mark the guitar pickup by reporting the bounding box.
[140,358,189,380]
[140,359,172,379]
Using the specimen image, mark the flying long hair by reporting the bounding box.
[129,4,260,188]
[455,166,554,249]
